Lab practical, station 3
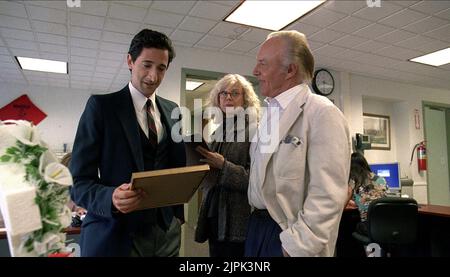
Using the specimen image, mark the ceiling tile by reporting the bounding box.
[211,1,240,7]
[114,1,151,9]
[391,1,421,8]
[407,39,449,53]
[375,29,416,44]
[434,8,450,20]
[32,20,66,36]
[336,49,366,60]
[70,37,99,49]
[353,2,404,21]
[108,3,147,22]
[209,22,250,39]
[309,29,346,44]
[70,0,108,17]
[352,40,391,53]
[0,1,28,18]
[142,24,174,36]
[99,41,128,53]
[409,1,450,15]
[70,26,102,40]
[151,1,197,15]
[170,30,203,44]
[0,28,34,41]
[40,52,67,62]
[354,53,399,68]
[353,23,396,39]
[71,12,105,29]
[9,49,39,58]
[330,34,368,48]
[238,28,270,43]
[71,63,94,71]
[144,10,185,28]
[402,16,449,34]
[39,43,68,55]
[329,16,372,33]
[423,24,450,42]
[70,47,98,58]
[104,18,140,34]
[70,55,96,65]
[0,55,14,63]
[70,69,94,77]
[95,65,120,74]
[289,22,322,37]
[197,34,233,49]
[379,9,428,28]
[6,38,38,50]
[178,16,218,33]
[36,33,67,45]
[0,15,32,31]
[323,0,367,15]
[102,31,133,44]
[373,45,422,60]
[225,40,259,52]
[307,40,325,50]
[96,59,122,67]
[394,35,430,48]
[313,45,348,57]
[27,5,67,24]
[299,8,347,28]
[25,0,68,10]
[189,1,233,20]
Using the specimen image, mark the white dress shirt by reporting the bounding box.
[128,82,164,143]
[248,84,303,209]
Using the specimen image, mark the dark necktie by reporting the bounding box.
[146,99,158,147]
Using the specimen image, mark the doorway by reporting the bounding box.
[423,103,450,206]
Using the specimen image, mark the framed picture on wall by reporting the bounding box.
[363,113,391,150]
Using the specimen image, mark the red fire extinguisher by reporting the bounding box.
[410,141,427,172]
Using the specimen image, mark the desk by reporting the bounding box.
[337,203,450,257]
[0,226,81,240]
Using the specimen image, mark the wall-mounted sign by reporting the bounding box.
[0,94,47,125]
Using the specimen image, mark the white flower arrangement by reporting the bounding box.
[0,120,73,257]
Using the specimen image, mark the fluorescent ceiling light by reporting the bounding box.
[16,56,68,74]
[409,48,450,67]
[224,0,326,31]
[186,81,204,91]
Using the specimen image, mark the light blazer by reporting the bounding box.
[251,84,351,256]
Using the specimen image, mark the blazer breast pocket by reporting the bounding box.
[275,141,305,180]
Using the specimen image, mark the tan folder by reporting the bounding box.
[130,164,210,210]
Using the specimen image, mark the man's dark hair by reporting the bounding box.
[128,29,175,66]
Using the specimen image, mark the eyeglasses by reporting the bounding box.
[218,90,242,99]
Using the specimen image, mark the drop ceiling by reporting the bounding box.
[0,0,449,91]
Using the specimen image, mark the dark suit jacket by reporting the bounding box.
[70,86,186,256]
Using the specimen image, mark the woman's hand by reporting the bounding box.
[196,146,225,169]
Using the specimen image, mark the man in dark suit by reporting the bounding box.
[70,29,186,257]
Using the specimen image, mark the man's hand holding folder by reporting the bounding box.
[112,183,147,214]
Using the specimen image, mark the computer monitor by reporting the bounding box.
[369,162,401,192]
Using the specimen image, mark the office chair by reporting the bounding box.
[352,197,418,257]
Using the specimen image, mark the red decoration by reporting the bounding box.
[0,94,47,125]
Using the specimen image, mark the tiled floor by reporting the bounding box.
[181,223,209,257]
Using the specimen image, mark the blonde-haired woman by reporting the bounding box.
[195,74,260,257]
